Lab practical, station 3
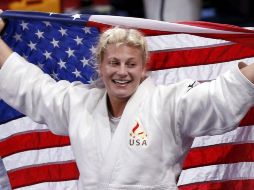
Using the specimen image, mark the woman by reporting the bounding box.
[0,18,254,189]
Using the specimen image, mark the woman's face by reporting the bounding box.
[99,43,146,103]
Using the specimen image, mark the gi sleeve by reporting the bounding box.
[0,52,88,135]
[178,65,254,137]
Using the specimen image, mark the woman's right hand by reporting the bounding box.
[0,9,5,33]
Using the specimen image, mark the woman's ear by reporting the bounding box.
[141,67,148,81]
[97,63,102,77]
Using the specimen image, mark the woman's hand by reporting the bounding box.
[0,9,5,33]
[0,9,13,68]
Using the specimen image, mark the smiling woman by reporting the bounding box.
[96,27,148,117]
[99,43,146,117]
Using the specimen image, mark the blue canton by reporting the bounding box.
[0,11,100,124]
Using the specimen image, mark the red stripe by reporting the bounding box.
[8,161,79,189]
[197,33,254,48]
[183,142,254,169]
[240,107,254,126]
[147,43,254,70]
[87,20,254,45]
[0,131,70,158]
[178,179,254,190]
[178,21,254,33]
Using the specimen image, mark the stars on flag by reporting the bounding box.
[72,69,82,78]
[20,21,29,30]
[51,71,59,80]
[28,41,37,50]
[72,14,81,20]
[59,27,67,36]
[13,33,22,42]
[57,59,67,69]
[50,38,59,48]
[65,48,75,58]
[90,45,97,55]
[43,21,51,27]
[37,62,44,70]
[81,57,89,67]
[74,36,83,45]
[43,50,52,60]
[3,12,99,84]
[35,30,44,39]
[83,27,91,34]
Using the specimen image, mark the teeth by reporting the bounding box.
[113,80,129,84]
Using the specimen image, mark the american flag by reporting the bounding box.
[0,10,254,189]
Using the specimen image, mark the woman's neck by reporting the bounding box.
[107,96,129,118]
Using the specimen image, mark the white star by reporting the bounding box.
[80,57,89,67]
[22,54,28,60]
[59,27,67,36]
[43,50,52,60]
[83,27,91,34]
[72,69,82,78]
[20,21,29,30]
[65,48,75,58]
[27,41,37,50]
[35,30,44,39]
[51,71,59,80]
[50,38,59,47]
[88,77,95,84]
[43,21,51,27]
[72,14,81,20]
[57,59,66,69]
[13,33,22,41]
[37,62,44,69]
[74,36,83,45]
[90,45,97,55]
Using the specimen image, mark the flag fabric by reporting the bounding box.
[0,10,254,190]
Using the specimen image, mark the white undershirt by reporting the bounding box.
[109,115,121,136]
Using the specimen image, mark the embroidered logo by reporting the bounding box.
[187,81,196,92]
[129,121,148,146]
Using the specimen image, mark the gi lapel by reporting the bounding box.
[98,77,155,184]
[93,92,112,163]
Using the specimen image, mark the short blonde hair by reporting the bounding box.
[96,27,148,65]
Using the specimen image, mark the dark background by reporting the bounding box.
[1,0,254,26]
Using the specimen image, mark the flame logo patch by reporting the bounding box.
[129,121,148,146]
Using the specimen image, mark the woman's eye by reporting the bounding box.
[127,62,136,68]
[109,60,119,66]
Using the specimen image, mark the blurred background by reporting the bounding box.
[0,0,254,26]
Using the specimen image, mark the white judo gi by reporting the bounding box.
[0,53,254,190]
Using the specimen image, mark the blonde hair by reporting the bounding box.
[96,26,148,65]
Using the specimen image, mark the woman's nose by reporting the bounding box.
[117,64,128,75]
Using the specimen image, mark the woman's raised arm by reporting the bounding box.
[0,11,13,68]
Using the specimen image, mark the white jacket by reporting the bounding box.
[0,53,254,189]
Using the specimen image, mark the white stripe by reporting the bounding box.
[16,180,78,190]
[0,117,49,140]
[89,15,249,34]
[0,159,11,190]
[192,126,254,148]
[150,57,254,84]
[3,146,74,171]
[178,162,254,186]
[146,34,231,51]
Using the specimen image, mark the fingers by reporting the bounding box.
[0,9,5,33]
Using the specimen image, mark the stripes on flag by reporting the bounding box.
[0,10,254,189]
